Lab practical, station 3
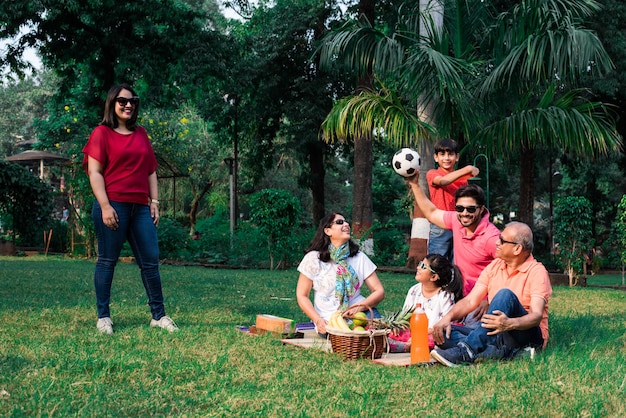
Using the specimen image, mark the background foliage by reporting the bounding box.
[0,0,625,275]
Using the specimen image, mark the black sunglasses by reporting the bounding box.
[331,219,349,226]
[499,235,518,246]
[115,96,139,107]
[455,205,480,214]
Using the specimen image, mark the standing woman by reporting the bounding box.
[82,83,177,334]
[296,212,385,336]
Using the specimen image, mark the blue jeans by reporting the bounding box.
[439,289,544,353]
[92,200,166,320]
[428,224,453,262]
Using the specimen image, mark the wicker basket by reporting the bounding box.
[326,304,389,360]
[326,327,389,360]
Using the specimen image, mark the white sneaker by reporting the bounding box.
[97,317,114,335]
[150,316,179,332]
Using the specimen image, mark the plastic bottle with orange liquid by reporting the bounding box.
[410,303,430,364]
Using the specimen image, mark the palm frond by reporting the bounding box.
[317,18,405,79]
[320,86,437,147]
[473,88,622,157]
[480,0,613,96]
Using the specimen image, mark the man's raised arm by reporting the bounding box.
[406,173,447,229]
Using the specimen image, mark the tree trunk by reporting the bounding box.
[352,135,373,244]
[407,0,444,266]
[308,140,325,227]
[189,181,213,233]
[351,0,375,248]
[518,145,535,228]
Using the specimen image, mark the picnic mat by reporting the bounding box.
[238,323,434,366]
[281,329,417,367]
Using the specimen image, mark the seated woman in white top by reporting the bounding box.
[296,212,385,336]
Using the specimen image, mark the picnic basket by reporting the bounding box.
[326,305,390,360]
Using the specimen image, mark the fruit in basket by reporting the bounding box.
[371,305,415,333]
[353,326,366,332]
[352,312,368,327]
[329,310,351,331]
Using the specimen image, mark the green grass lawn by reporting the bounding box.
[1,256,625,417]
[586,272,625,287]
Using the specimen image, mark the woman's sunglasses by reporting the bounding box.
[115,97,139,107]
[331,219,349,226]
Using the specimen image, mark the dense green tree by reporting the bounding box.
[1,0,217,98]
[1,0,227,155]
[0,73,55,157]
[221,0,352,226]
[553,196,594,286]
[250,188,301,269]
[0,160,54,245]
[143,103,231,232]
[587,0,626,142]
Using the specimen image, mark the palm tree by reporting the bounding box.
[473,0,621,226]
[319,0,620,239]
[318,0,485,264]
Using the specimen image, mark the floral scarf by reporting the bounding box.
[330,243,359,310]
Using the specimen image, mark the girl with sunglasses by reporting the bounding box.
[388,254,464,352]
[296,212,385,337]
[82,83,177,334]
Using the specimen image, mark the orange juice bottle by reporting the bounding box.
[410,303,430,364]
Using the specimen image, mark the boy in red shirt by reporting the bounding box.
[426,138,479,262]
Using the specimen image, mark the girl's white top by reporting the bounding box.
[402,282,455,328]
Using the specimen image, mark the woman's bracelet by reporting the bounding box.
[150,199,159,205]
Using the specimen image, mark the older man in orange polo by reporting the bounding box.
[430,221,552,366]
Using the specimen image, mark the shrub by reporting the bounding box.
[249,189,302,269]
[0,161,55,245]
[370,220,409,267]
[553,196,594,286]
[157,217,190,260]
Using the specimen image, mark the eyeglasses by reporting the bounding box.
[331,219,349,226]
[455,205,480,214]
[115,96,139,107]
[498,235,518,246]
[417,260,437,274]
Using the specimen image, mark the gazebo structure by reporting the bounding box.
[5,149,70,180]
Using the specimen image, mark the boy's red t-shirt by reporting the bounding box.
[82,125,158,205]
[426,167,469,211]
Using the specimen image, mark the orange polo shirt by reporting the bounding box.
[474,254,552,347]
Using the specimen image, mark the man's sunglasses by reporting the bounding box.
[498,235,518,246]
[455,205,480,214]
[115,97,140,107]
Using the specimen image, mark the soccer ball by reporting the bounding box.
[392,148,420,177]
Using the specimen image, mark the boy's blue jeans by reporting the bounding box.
[92,200,166,320]
[428,224,454,262]
[438,289,544,354]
